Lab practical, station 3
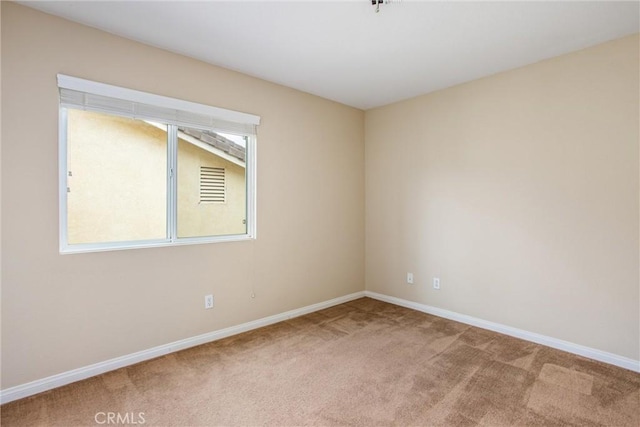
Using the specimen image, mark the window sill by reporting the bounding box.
[60,234,255,255]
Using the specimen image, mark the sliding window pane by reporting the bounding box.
[176,126,247,238]
[66,109,167,244]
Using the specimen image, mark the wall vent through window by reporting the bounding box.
[200,167,225,203]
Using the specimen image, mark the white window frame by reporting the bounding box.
[58,74,259,254]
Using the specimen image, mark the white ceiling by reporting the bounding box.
[20,1,640,110]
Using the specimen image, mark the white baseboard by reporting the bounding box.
[0,291,366,404]
[365,290,640,373]
[4,290,636,404]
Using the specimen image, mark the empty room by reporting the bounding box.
[1,1,638,426]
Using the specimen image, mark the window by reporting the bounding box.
[58,75,259,253]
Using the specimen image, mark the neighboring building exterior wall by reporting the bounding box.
[67,110,167,244]
[177,138,246,238]
[67,109,245,244]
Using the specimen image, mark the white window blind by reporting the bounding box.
[58,74,260,136]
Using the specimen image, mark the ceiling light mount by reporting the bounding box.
[372,0,399,14]
[372,0,385,14]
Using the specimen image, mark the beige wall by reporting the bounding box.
[365,34,639,360]
[1,2,364,389]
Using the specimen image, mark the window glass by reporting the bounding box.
[66,109,167,244]
[177,127,247,238]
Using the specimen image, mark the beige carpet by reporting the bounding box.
[2,297,639,426]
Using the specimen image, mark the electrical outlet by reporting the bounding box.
[204,294,214,309]
[407,272,414,284]
[433,277,440,290]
